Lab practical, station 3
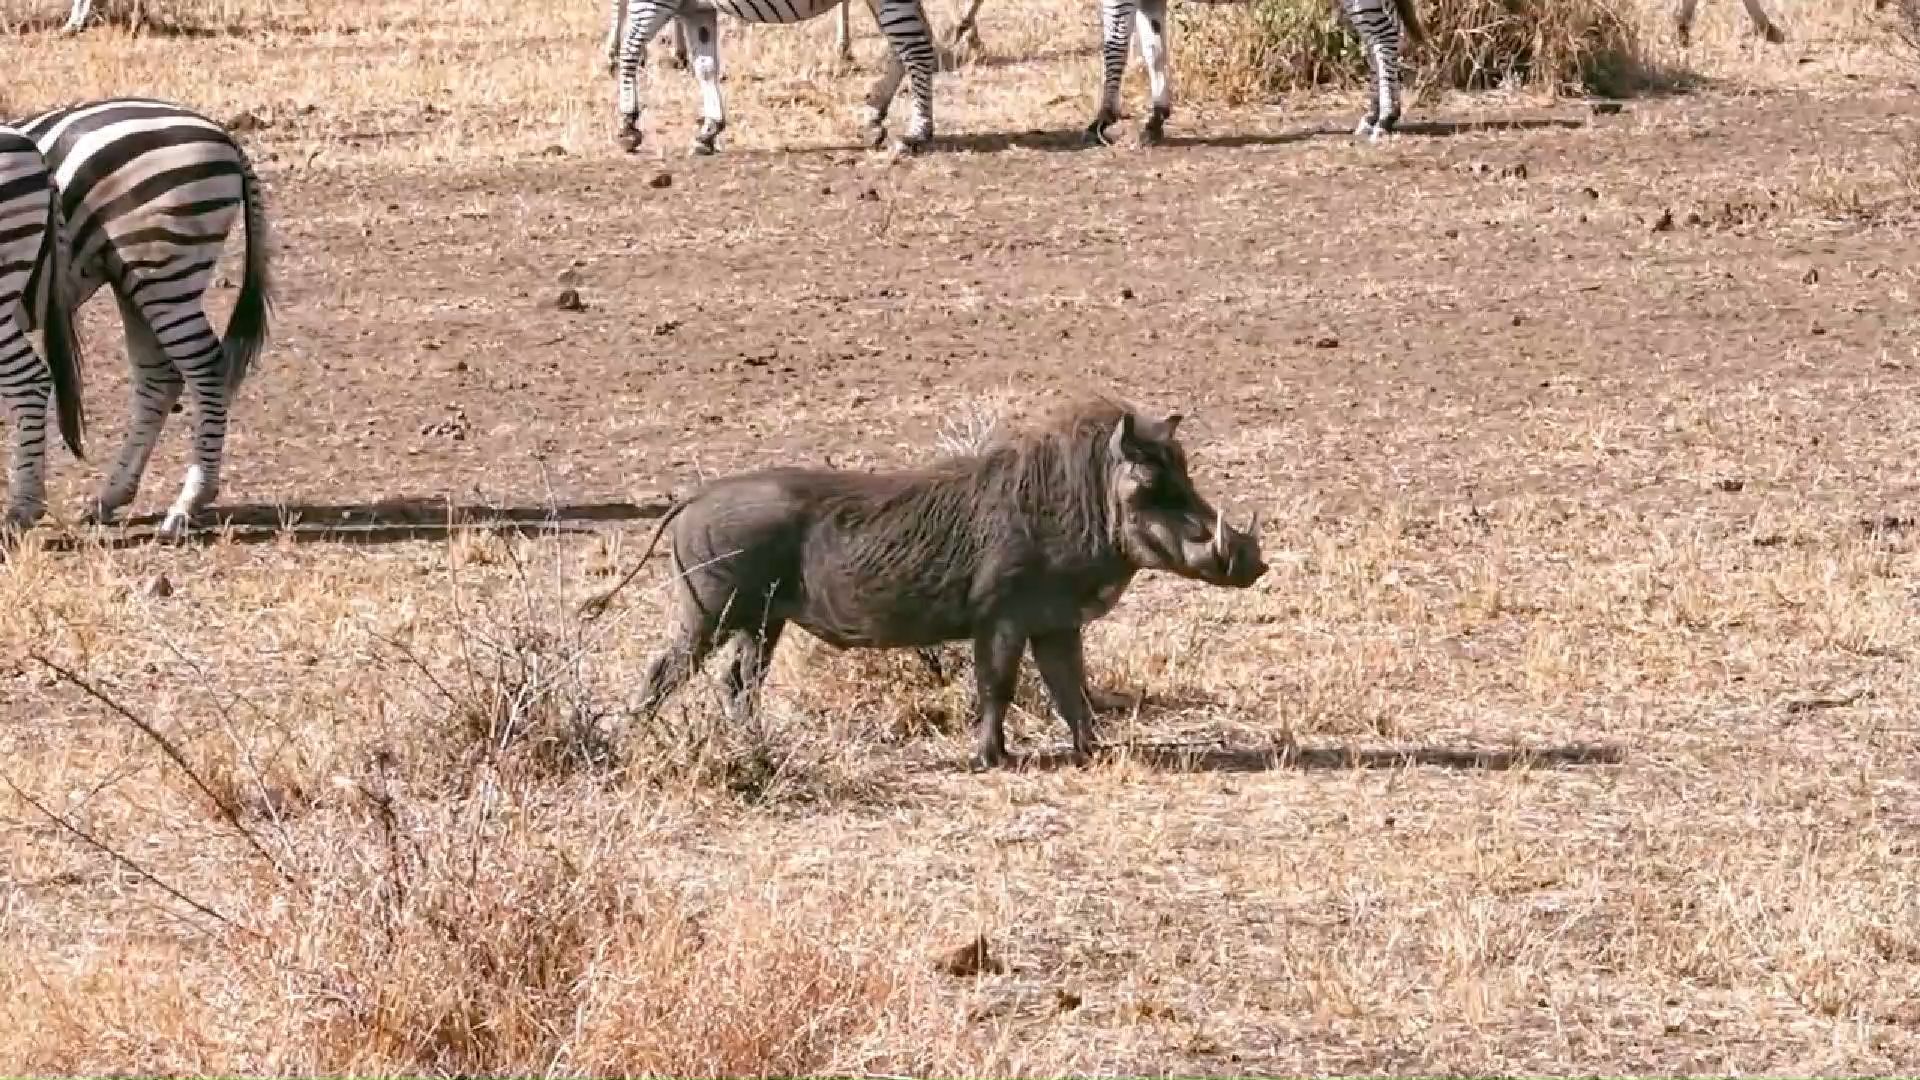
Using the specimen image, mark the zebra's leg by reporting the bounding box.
[60,0,91,33]
[667,15,691,69]
[835,0,855,64]
[1671,0,1699,45]
[85,289,183,528]
[947,0,987,50]
[603,0,627,75]
[1739,0,1786,42]
[1355,25,1403,140]
[616,0,684,152]
[1086,0,1137,145]
[682,5,728,155]
[865,0,937,152]
[1133,0,1172,145]
[0,314,53,535]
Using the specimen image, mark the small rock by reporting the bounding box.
[857,186,880,202]
[1802,267,1819,285]
[226,110,268,133]
[1054,988,1083,1012]
[1580,186,1600,200]
[1443,227,1460,239]
[819,184,833,195]
[1650,208,1674,232]
[1589,100,1624,115]
[646,171,673,189]
[1811,325,1827,336]
[1313,335,1339,349]
[652,319,681,336]
[541,144,567,157]
[142,573,174,599]
[1119,286,1134,301]
[1715,477,1745,493]
[936,934,1002,978]
[1499,162,1528,181]
[555,288,586,312]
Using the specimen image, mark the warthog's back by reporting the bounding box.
[667,465,1129,650]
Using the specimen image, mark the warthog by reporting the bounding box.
[582,396,1267,769]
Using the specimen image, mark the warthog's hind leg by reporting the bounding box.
[1030,628,1096,765]
[969,623,1026,770]
[632,598,721,721]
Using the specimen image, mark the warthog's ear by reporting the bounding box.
[1160,413,1184,440]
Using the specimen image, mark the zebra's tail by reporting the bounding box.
[1390,0,1425,47]
[222,144,274,394]
[36,185,85,462]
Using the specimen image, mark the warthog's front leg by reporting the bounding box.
[969,622,1026,769]
[722,621,784,720]
[1030,629,1096,765]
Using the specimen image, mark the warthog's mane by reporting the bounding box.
[910,394,1140,560]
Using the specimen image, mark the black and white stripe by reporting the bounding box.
[0,126,84,535]
[1085,0,1423,145]
[16,97,273,540]
[612,0,940,154]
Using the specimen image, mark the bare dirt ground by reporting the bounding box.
[2,0,1920,1074]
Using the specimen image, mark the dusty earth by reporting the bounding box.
[3,0,1920,1072]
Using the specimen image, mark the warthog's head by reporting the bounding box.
[1105,411,1267,588]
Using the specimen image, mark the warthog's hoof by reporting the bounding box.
[864,122,890,151]
[968,744,1009,772]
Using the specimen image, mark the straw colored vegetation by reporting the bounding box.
[2,0,1919,1073]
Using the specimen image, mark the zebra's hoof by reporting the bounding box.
[1083,121,1114,147]
[617,126,644,154]
[157,512,194,543]
[1135,117,1167,147]
[690,138,718,156]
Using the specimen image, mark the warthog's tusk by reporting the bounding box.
[1247,510,1261,536]
[1213,507,1227,558]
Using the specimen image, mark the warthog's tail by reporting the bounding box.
[577,499,691,621]
[1390,0,1424,47]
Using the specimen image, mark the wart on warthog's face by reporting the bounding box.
[1109,412,1266,587]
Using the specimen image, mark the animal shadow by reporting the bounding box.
[1009,740,1627,774]
[40,497,670,550]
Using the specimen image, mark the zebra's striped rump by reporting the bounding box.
[0,126,83,535]
[15,97,273,540]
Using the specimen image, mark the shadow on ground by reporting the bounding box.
[34,497,671,550]
[1006,740,1628,773]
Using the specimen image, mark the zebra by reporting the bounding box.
[1672,0,1785,45]
[15,97,273,541]
[59,0,152,34]
[606,0,858,71]
[611,0,940,155]
[0,126,85,536]
[1085,0,1423,146]
[604,0,988,75]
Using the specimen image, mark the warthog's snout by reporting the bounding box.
[1194,507,1267,588]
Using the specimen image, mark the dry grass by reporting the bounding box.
[4,0,1920,1074]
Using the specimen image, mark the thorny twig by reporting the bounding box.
[29,652,296,882]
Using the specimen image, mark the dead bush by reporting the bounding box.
[1175,0,1652,107]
